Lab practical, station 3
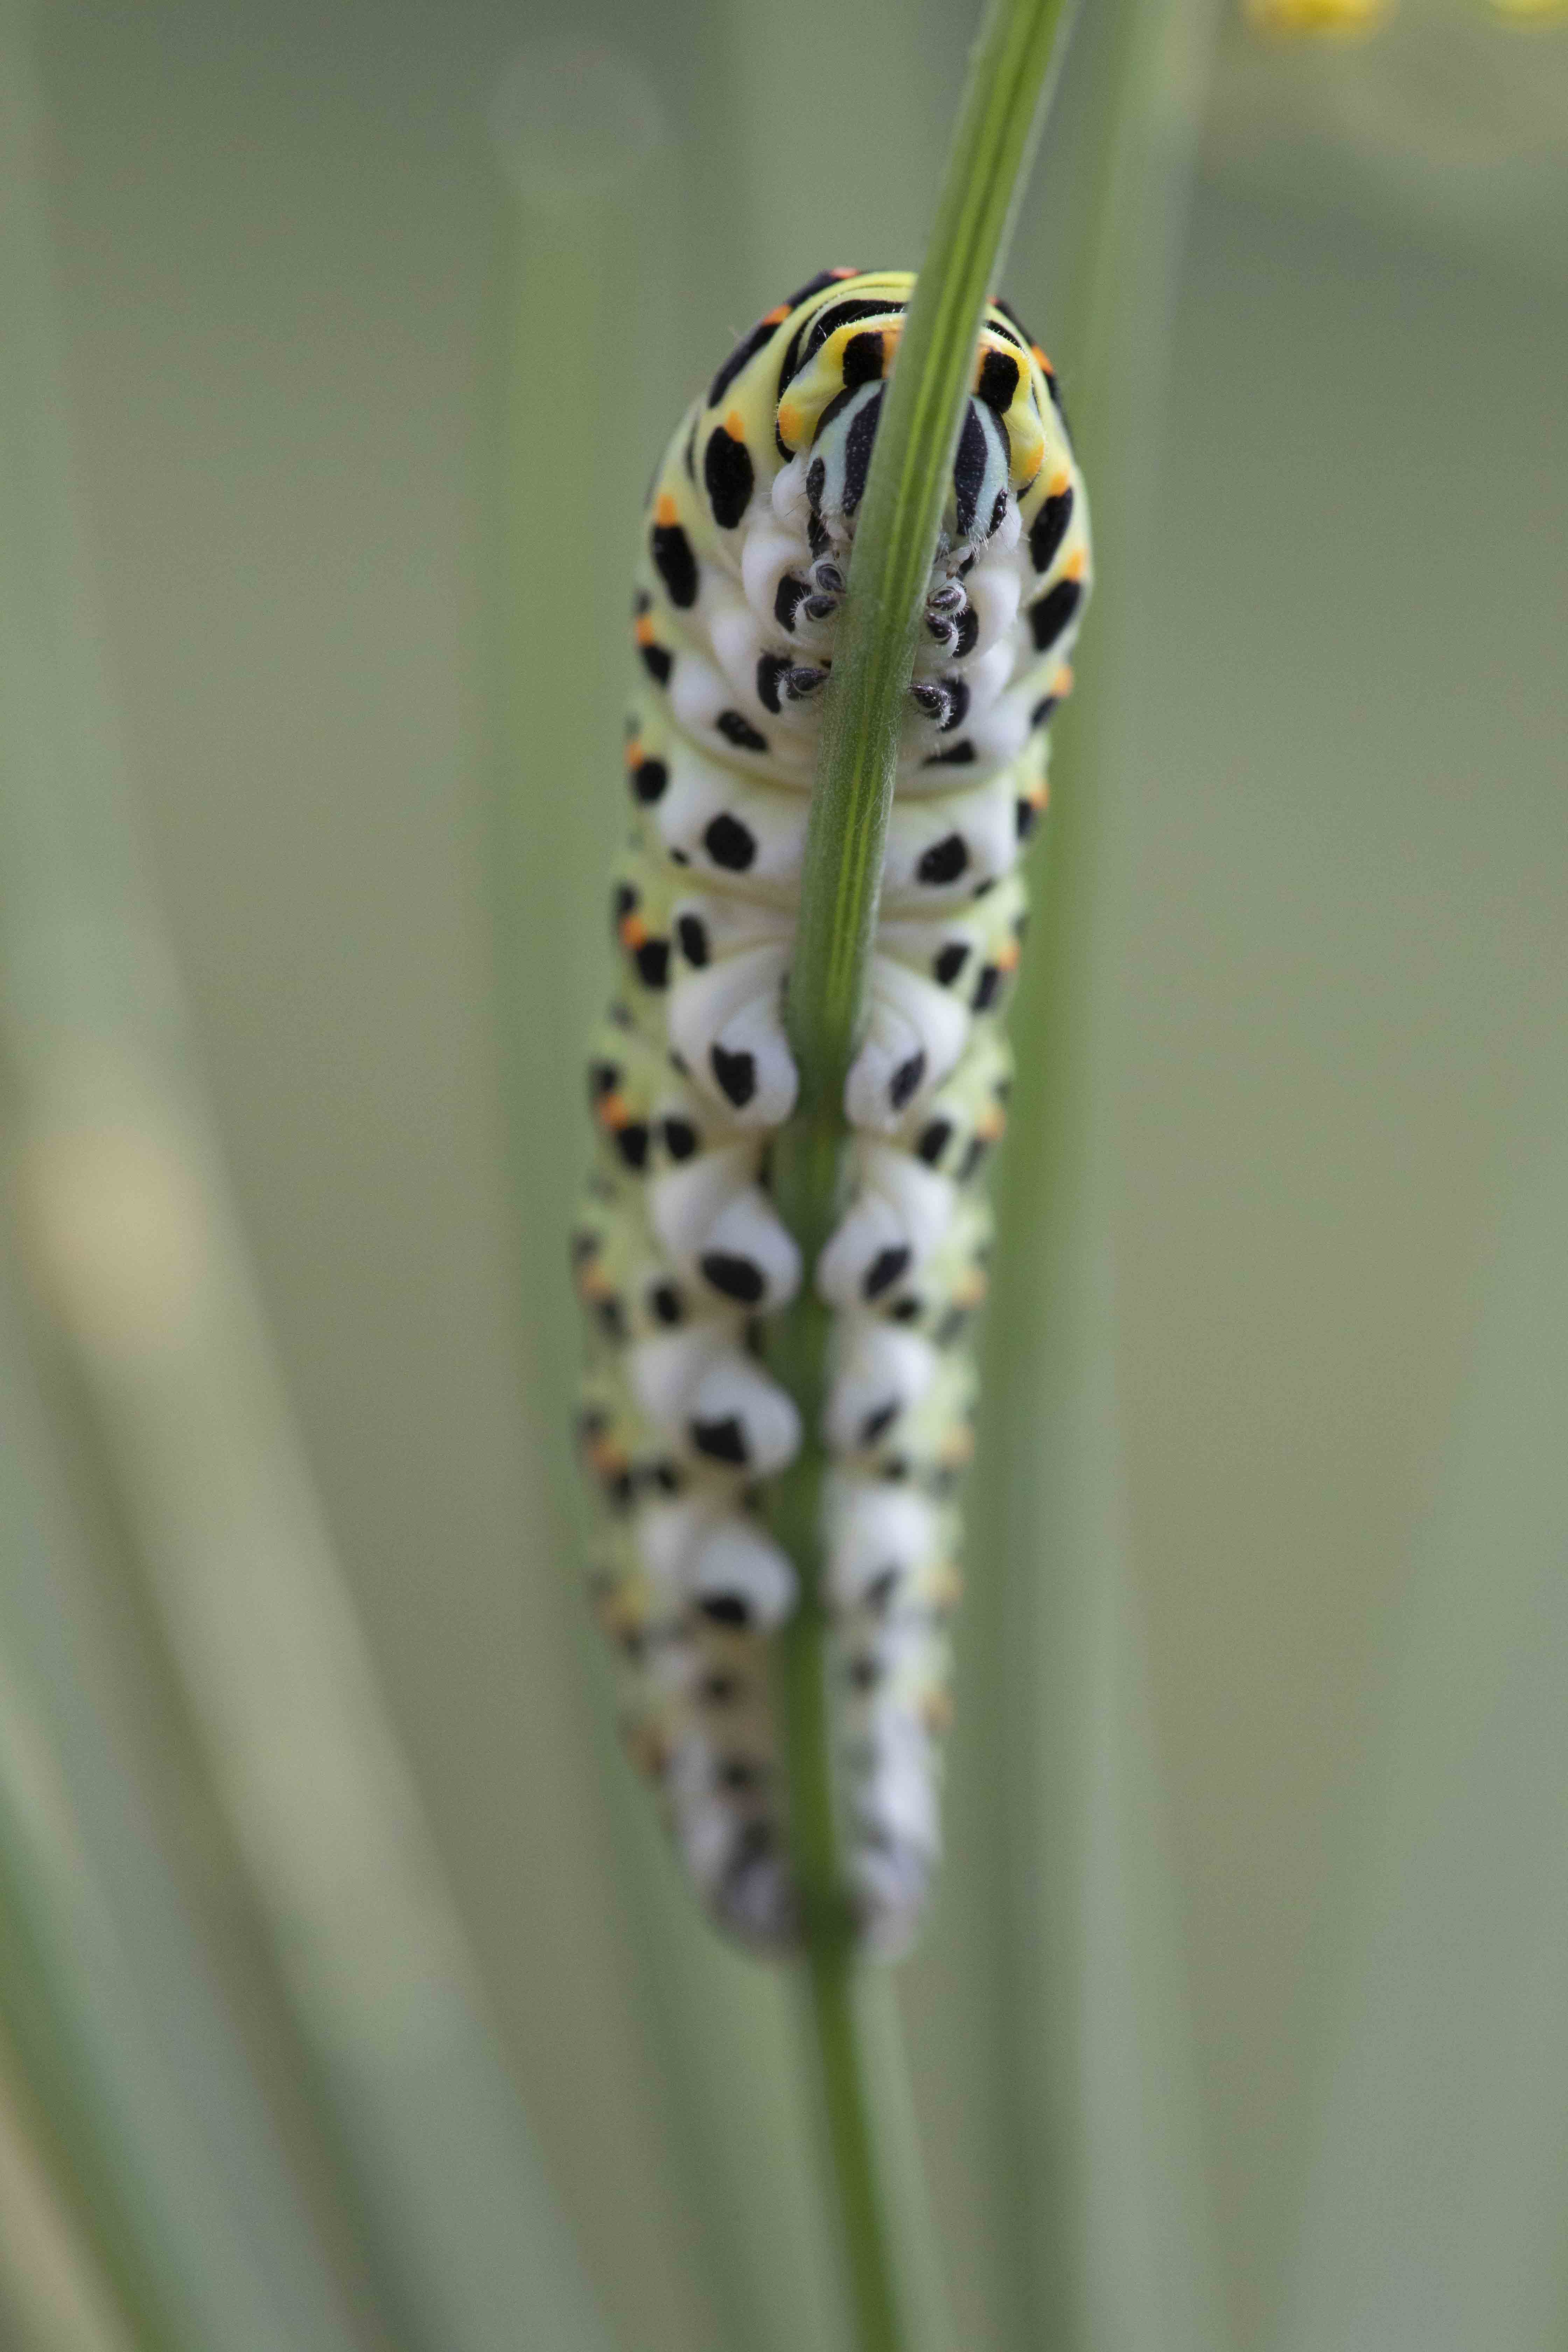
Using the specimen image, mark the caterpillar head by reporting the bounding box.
[736,275,1073,753]
[782,346,1042,542]
[774,288,1047,602]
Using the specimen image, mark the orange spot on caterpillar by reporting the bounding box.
[976,1107,1007,1143]
[1064,550,1086,582]
[921,1688,955,1737]
[763,304,789,326]
[724,409,747,442]
[996,937,1021,972]
[654,492,679,526]
[597,1091,630,1129]
[622,1720,668,1782]
[776,400,801,446]
[592,1573,636,1622]
[1052,663,1073,695]
[1047,469,1071,497]
[634,615,656,646]
[1031,343,1052,373]
[624,737,643,767]
[932,1562,964,1611]
[618,914,649,950]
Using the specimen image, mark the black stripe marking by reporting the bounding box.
[796,296,903,382]
[707,265,859,417]
[708,315,782,412]
[976,347,1020,411]
[841,386,884,517]
[841,329,886,388]
[952,403,988,539]
[810,381,860,444]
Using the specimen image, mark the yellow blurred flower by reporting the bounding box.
[1244,0,1392,35]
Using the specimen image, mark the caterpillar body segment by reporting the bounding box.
[576,269,1090,1955]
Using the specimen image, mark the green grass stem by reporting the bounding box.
[758,1,1080,2343]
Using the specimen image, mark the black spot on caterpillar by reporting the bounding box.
[917,834,968,885]
[705,426,755,529]
[652,516,698,608]
[1029,486,1073,574]
[711,1044,756,1107]
[1029,575,1082,653]
[715,709,768,754]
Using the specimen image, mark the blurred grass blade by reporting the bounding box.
[0,22,611,2352]
[1278,1117,1568,2352]
[0,1280,378,2352]
[0,1639,332,2352]
[964,0,1230,2344]
[0,2050,132,2352]
[490,51,856,2352]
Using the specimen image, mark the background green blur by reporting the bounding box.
[11,0,1568,2347]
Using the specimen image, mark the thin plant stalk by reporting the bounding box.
[757,0,1081,2342]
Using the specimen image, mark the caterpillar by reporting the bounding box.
[573,269,1090,1958]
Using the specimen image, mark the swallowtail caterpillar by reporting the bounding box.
[574,269,1090,1956]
